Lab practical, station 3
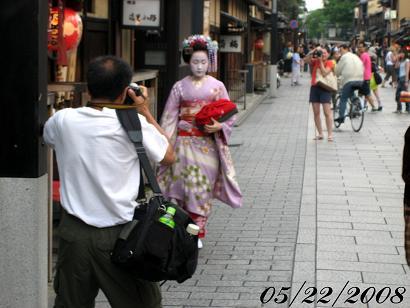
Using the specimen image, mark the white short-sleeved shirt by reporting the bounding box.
[43,107,168,227]
[385,51,394,66]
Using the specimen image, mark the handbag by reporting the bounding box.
[401,91,410,103]
[110,109,199,283]
[315,68,338,93]
[374,72,382,85]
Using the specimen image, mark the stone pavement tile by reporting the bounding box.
[317,251,358,262]
[355,236,403,246]
[95,304,111,308]
[362,272,410,286]
[318,214,385,224]
[297,228,316,244]
[318,228,391,239]
[349,210,402,218]
[352,222,403,231]
[357,253,407,264]
[316,269,362,283]
[164,298,211,307]
[391,231,405,239]
[317,235,355,245]
[292,261,315,283]
[318,221,353,229]
[317,259,405,274]
[295,244,315,262]
[318,209,350,216]
[317,243,399,254]
[210,299,263,307]
[161,291,190,299]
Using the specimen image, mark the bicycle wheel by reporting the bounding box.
[333,95,342,128]
[349,97,364,132]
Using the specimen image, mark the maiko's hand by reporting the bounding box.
[204,118,222,133]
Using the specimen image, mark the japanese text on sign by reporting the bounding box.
[220,35,242,53]
[122,0,161,28]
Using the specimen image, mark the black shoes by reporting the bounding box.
[334,117,345,124]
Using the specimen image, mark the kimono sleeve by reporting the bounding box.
[160,82,181,143]
[217,81,235,143]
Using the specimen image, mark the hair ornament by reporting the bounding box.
[182,34,218,72]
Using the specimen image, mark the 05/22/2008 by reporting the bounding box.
[260,282,406,306]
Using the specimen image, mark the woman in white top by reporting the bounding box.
[394,49,410,113]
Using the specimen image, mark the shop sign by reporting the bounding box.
[384,9,397,20]
[122,0,163,29]
[220,35,242,53]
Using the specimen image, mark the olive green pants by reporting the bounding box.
[54,210,162,308]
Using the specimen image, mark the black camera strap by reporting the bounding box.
[115,109,162,196]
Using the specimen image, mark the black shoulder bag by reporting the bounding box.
[110,109,199,283]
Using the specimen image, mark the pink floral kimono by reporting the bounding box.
[158,75,242,237]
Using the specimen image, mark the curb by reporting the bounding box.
[234,92,270,126]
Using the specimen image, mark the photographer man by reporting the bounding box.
[334,44,364,124]
[304,46,335,141]
[44,55,175,308]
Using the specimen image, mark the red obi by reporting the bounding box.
[195,99,238,128]
[178,101,210,137]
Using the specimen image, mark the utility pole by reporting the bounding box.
[269,0,278,97]
[0,0,48,306]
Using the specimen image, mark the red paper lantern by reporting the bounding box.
[255,38,264,50]
[48,7,82,52]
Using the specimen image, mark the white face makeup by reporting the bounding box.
[190,51,209,79]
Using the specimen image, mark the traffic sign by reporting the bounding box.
[290,19,298,29]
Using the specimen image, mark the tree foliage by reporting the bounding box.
[306,0,356,40]
[278,0,306,18]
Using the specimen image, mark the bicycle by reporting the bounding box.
[333,86,365,132]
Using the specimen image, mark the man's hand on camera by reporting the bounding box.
[127,85,149,114]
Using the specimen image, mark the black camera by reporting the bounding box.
[313,50,323,58]
[124,83,144,105]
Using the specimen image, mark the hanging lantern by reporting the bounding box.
[63,8,83,51]
[48,7,83,52]
[254,38,264,50]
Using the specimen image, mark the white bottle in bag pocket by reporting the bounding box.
[186,224,200,236]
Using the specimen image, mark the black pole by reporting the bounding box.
[0,0,48,177]
[271,0,278,64]
[192,0,204,34]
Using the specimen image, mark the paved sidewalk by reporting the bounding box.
[290,80,409,308]
[48,77,410,307]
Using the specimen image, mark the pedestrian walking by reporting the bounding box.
[43,55,175,308]
[291,46,301,86]
[157,34,243,249]
[304,47,335,142]
[370,54,383,111]
[394,49,410,113]
[382,47,397,87]
[357,41,379,111]
[283,42,293,78]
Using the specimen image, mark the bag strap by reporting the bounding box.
[115,109,162,195]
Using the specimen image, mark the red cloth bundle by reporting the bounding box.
[195,99,238,129]
[401,91,410,103]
